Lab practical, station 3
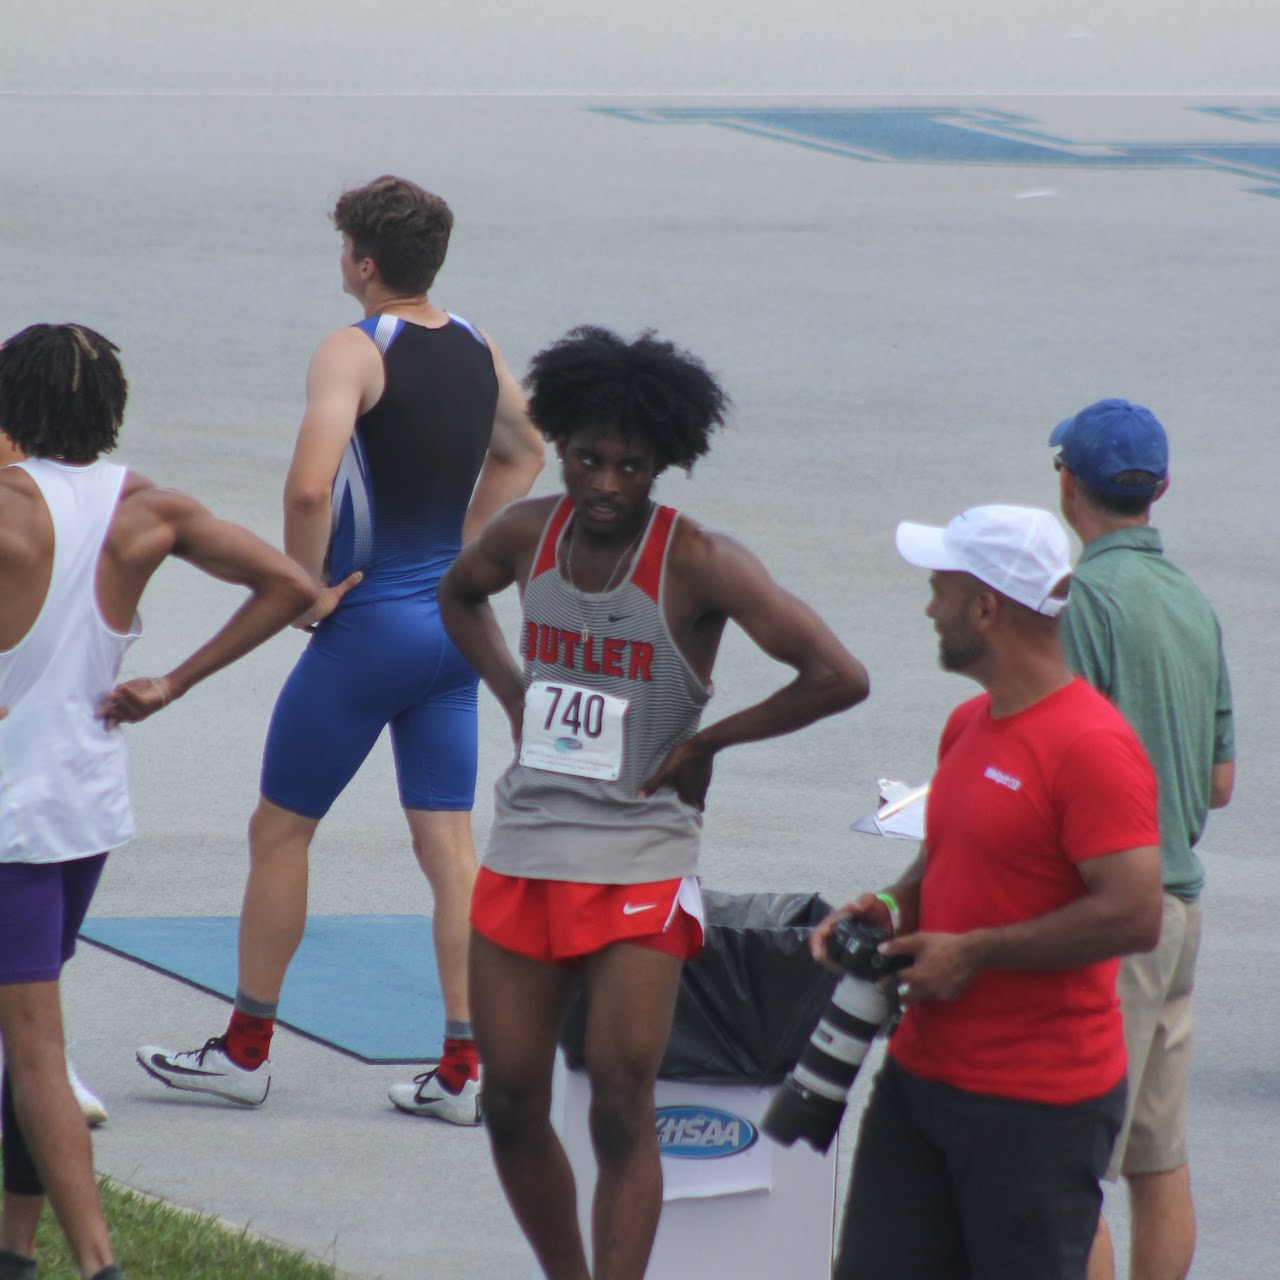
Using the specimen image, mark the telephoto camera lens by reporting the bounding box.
[761,917,907,1153]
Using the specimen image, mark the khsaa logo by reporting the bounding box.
[654,1105,758,1160]
[554,737,584,752]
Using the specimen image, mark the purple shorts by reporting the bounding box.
[0,854,107,985]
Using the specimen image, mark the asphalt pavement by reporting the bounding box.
[3,4,1279,1275]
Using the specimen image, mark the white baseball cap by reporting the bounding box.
[895,505,1071,617]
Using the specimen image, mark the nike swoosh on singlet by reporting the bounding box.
[607,612,628,622]
[622,902,657,915]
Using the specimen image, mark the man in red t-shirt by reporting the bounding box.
[814,504,1161,1280]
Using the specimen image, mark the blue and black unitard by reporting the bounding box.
[261,314,498,817]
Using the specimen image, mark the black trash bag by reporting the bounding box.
[559,888,839,1083]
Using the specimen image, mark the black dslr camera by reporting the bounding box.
[761,916,909,1153]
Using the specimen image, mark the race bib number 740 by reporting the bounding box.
[519,680,629,781]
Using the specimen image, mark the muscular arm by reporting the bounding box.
[282,329,377,581]
[810,845,927,968]
[642,529,869,807]
[462,338,545,542]
[439,501,548,738]
[99,490,316,725]
[1210,760,1234,808]
[968,843,1161,968]
[882,842,1161,1005]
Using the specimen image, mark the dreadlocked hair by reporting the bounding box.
[524,326,730,473]
[0,324,127,461]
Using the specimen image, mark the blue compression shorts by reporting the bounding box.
[260,595,479,818]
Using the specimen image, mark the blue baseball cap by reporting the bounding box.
[1049,399,1168,497]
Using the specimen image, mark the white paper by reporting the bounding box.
[850,781,929,841]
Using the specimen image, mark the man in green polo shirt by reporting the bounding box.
[1050,399,1235,1280]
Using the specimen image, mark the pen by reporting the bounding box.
[876,782,930,821]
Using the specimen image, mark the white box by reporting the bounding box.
[546,1052,838,1279]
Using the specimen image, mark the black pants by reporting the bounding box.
[835,1057,1125,1280]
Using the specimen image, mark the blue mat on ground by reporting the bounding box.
[79,915,442,1064]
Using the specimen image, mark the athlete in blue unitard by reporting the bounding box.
[138,176,544,1121]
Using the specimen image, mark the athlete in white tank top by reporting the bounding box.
[0,458,139,863]
[0,321,315,1279]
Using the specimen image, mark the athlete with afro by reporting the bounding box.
[438,325,871,1280]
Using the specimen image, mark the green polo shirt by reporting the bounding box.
[1060,526,1234,901]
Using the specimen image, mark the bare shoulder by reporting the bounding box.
[485,494,560,546]
[0,467,47,560]
[668,515,764,583]
[119,468,156,500]
[119,469,189,510]
[317,323,375,354]
[114,471,210,531]
[447,495,559,594]
[0,465,39,505]
[477,329,522,388]
[309,324,382,372]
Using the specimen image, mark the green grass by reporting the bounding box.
[29,1173,342,1279]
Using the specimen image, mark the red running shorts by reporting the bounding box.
[470,866,704,964]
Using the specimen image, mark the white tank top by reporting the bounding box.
[0,458,140,863]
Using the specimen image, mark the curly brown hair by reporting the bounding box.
[331,176,453,294]
[0,323,127,461]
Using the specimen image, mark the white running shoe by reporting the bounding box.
[136,1037,271,1106]
[65,1055,108,1127]
[388,1067,481,1125]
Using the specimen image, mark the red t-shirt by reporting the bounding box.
[889,678,1159,1104]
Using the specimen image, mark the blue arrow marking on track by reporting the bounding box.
[597,105,1280,200]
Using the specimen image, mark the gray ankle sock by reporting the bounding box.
[0,1247,37,1280]
[89,1265,123,1280]
[233,989,278,1020]
[444,1019,473,1040]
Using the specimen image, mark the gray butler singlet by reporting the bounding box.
[485,498,711,884]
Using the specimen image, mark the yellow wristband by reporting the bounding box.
[875,892,901,935]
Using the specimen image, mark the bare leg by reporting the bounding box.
[581,944,683,1280]
[470,934,588,1280]
[237,797,319,1003]
[403,809,476,1022]
[1087,1212,1116,1280]
[1128,1166,1195,1280]
[0,981,113,1277]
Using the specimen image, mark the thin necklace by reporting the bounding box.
[565,505,651,643]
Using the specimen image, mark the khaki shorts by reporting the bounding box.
[1107,893,1201,1180]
